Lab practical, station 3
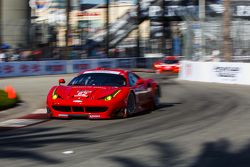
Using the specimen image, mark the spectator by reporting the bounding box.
[10,49,21,61]
[0,50,6,62]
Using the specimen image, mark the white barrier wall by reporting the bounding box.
[180,61,250,85]
[0,58,158,78]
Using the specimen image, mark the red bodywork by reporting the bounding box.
[46,68,160,119]
[153,56,180,74]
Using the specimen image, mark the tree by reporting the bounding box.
[223,0,232,62]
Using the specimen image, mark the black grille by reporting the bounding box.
[72,106,84,112]
[85,107,108,112]
[52,106,71,112]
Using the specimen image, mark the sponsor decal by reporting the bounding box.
[31,64,41,72]
[73,100,83,103]
[185,64,192,77]
[213,66,240,81]
[20,64,29,73]
[3,65,14,74]
[46,65,65,72]
[73,64,89,72]
[74,90,92,98]
[58,114,69,117]
[89,115,101,118]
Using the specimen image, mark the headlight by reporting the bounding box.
[52,89,59,100]
[104,90,121,101]
[105,95,112,101]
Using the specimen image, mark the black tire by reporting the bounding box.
[127,92,136,116]
[115,93,136,119]
[115,108,128,119]
[152,88,160,109]
[46,107,53,119]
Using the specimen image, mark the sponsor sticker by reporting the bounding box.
[89,115,101,118]
[74,90,92,98]
[213,66,240,81]
[58,114,69,117]
[73,100,83,103]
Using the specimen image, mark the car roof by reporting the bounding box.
[164,56,178,60]
[79,68,128,76]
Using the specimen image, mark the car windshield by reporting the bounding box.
[164,59,179,64]
[68,73,126,87]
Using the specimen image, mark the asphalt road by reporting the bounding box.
[1,74,250,167]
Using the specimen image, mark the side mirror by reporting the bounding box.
[136,79,144,85]
[59,79,65,85]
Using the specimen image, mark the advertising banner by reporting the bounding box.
[116,58,135,68]
[97,59,116,68]
[210,63,244,84]
[18,61,44,76]
[43,61,67,75]
[180,61,250,85]
[0,62,19,77]
[71,60,94,73]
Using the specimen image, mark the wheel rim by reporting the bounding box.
[116,108,128,118]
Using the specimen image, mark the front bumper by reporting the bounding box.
[47,99,126,119]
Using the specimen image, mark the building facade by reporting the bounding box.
[0,0,30,48]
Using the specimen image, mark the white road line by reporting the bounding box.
[0,119,45,128]
[32,108,47,114]
[62,150,74,155]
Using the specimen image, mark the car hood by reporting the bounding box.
[55,85,124,100]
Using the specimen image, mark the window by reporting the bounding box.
[128,72,139,86]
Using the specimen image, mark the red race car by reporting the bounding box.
[153,56,180,74]
[46,68,161,119]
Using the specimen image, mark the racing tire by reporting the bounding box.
[127,92,136,116]
[152,88,160,110]
[115,93,136,119]
[46,107,53,119]
[116,108,128,119]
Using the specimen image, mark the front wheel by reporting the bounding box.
[115,93,136,119]
[127,92,136,115]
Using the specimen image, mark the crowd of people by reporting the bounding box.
[0,46,131,62]
[0,47,88,62]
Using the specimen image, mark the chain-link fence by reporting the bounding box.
[181,18,250,62]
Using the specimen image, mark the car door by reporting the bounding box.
[128,72,149,107]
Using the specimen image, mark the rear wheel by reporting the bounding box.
[152,87,160,109]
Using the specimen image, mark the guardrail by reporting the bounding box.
[180,61,250,85]
[0,58,159,78]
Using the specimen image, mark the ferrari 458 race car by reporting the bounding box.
[153,56,180,74]
[46,68,161,119]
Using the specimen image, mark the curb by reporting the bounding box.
[0,109,49,130]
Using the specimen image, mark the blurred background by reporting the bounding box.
[0,0,249,62]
